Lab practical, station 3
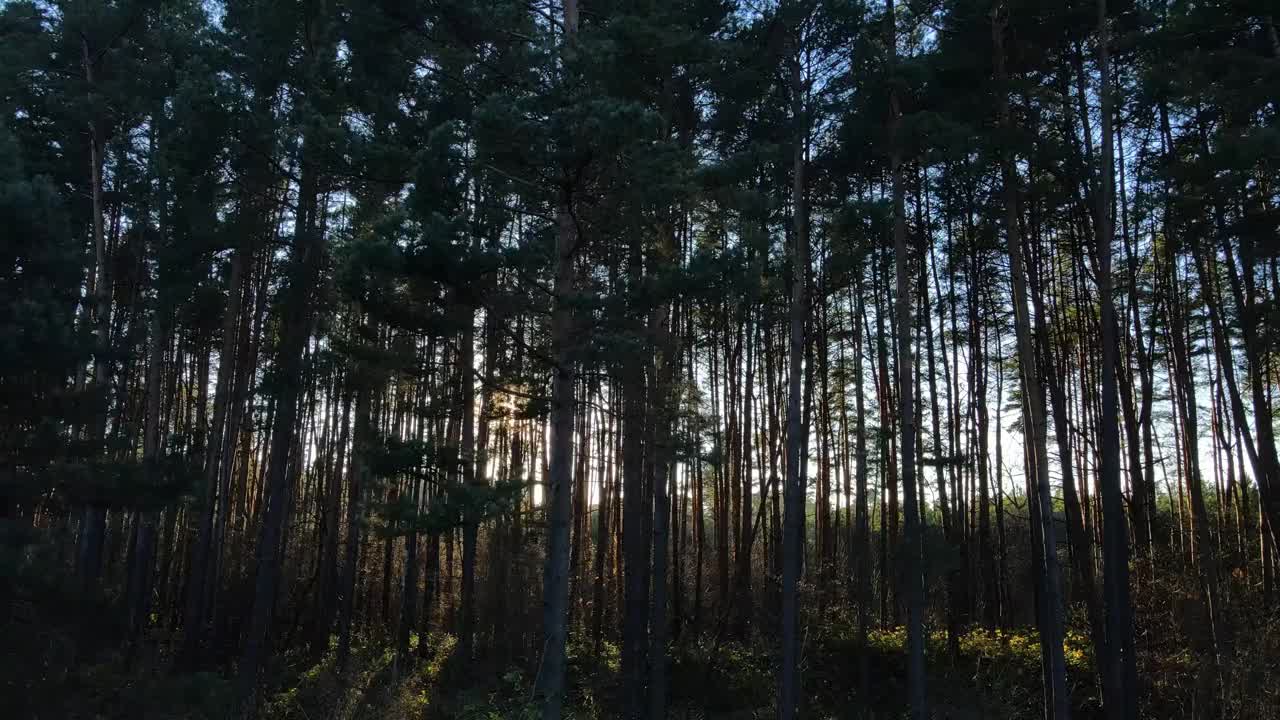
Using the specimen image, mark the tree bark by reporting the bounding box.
[1094,4,1137,713]
[536,3,579,707]
[235,135,325,717]
[993,7,1070,716]
[778,36,808,720]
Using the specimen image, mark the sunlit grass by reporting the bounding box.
[857,624,1094,674]
[380,633,456,719]
[262,631,457,720]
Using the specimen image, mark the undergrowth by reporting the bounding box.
[4,571,1277,719]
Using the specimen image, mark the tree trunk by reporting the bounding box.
[235,140,325,716]
[460,297,479,658]
[536,1,579,705]
[993,8,1070,717]
[778,38,808,720]
[1094,4,1137,713]
[886,3,927,717]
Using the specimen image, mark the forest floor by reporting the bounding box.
[6,569,1280,718]
[8,619,1101,719]
[232,624,1094,720]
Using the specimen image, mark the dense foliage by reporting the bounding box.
[1,0,1278,718]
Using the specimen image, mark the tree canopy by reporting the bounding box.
[1,0,1278,718]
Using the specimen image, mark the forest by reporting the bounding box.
[0,0,1278,718]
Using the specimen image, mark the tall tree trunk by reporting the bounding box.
[337,336,371,671]
[779,36,808,720]
[888,3,927,717]
[183,241,249,667]
[235,140,325,717]
[969,241,997,629]
[460,298,479,658]
[648,261,679,720]
[621,233,650,719]
[313,380,351,659]
[76,34,111,596]
[592,398,613,649]
[536,3,579,710]
[128,279,169,651]
[993,7,1070,717]
[1094,4,1136,713]
[1165,246,1225,715]
[852,278,872,714]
